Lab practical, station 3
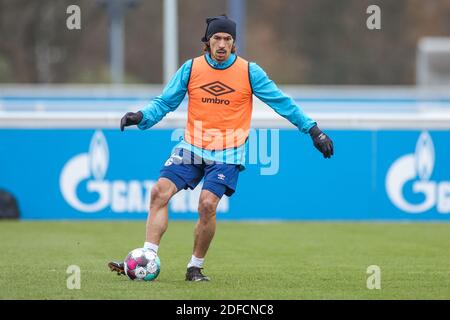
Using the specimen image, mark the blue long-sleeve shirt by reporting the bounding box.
[138,53,316,168]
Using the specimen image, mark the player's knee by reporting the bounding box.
[150,183,172,208]
[198,197,217,219]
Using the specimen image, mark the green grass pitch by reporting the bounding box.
[0,221,449,299]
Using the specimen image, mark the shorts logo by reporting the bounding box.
[165,153,182,166]
[164,158,173,166]
[200,81,235,96]
[218,173,226,181]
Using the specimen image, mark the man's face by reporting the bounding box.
[209,32,234,62]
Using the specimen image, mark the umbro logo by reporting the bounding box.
[200,81,235,97]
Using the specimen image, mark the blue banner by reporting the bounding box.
[1,129,449,220]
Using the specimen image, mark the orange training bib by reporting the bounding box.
[185,55,253,150]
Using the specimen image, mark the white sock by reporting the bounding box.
[143,242,159,254]
[187,255,204,268]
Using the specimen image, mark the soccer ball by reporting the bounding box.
[124,248,161,281]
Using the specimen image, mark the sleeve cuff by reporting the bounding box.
[301,121,317,134]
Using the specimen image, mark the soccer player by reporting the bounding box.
[109,15,333,281]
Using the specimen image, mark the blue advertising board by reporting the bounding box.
[1,128,449,220]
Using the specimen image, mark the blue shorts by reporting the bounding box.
[160,148,240,198]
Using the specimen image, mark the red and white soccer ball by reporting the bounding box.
[124,248,161,281]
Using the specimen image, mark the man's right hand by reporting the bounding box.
[120,111,143,131]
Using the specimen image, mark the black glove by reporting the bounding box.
[120,111,143,131]
[309,125,334,159]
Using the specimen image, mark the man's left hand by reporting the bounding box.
[309,125,334,159]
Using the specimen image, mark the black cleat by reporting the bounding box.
[108,261,125,276]
[185,267,210,282]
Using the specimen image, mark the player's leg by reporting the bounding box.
[109,148,204,276]
[108,178,178,276]
[194,189,221,258]
[186,189,221,282]
[186,163,240,281]
[145,177,178,246]
[151,150,203,251]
